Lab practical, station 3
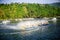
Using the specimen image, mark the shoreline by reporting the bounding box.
[0,16,60,20]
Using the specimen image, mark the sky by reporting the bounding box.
[0,0,60,4]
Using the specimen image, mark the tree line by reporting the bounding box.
[0,3,60,19]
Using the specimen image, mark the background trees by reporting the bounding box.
[0,3,60,19]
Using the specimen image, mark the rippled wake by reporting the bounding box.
[0,25,48,36]
[0,18,53,36]
[0,19,49,30]
[0,18,57,30]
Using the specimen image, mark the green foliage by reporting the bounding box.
[0,3,60,19]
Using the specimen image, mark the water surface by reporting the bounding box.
[0,19,60,40]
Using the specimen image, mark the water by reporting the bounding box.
[0,19,60,40]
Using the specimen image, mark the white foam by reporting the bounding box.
[52,18,57,21]
[1,19,49,30]
[2,20,10,24]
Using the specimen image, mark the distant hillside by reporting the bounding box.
[50,2,60,7]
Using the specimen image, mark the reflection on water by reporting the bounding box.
[0,19,60,40]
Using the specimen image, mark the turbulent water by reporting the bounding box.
[0,18,60,40]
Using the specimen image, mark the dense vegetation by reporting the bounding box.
[0,3,60,19]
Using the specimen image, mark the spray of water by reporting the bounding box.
[0,19,49,31]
